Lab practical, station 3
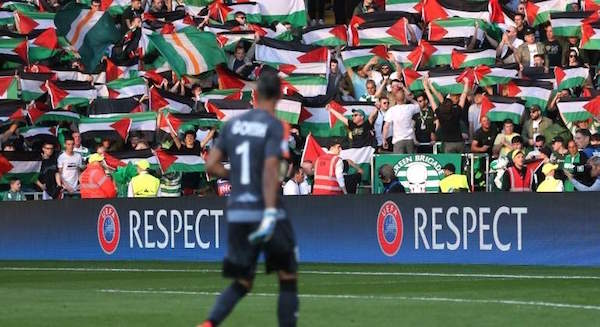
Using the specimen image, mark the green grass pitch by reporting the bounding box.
[1,261,600,326]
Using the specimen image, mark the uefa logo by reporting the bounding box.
[376,201,403,256]
[97,204,120,255]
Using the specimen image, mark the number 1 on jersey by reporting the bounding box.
[235,141,250,185]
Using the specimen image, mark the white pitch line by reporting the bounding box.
[98,289,600,311]
[2,266,600,280]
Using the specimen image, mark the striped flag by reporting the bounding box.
[299,100,376,137]
[32,110,80,125]
[14,11,55,34]
[254,0,307,28]
[474,65,517,86]
[205,99,252,121]
[349,11,422,45]
[0,100,26,123]
[557,96,600,122]
[20,73,52,102]
[385,0,421,12]
[482,95,525,123]
[158,111,220,135]
[428,17,478,42]
[275,98,302,124]
[200,89,252,102]
[451,48,496,69]
[0,76,18,100]
[19,126,57,145]
[554,66,589,90]
[302,25,348,47]
[54,4,121,71]
[525,0,572,26]
[79,112,157,141]
[0,37,28,63]
[502,79,553,109]
[402,68,427,91]
[216,31,256,52]
[79,0,130,16]
[0,10,14,27]
[147,30,227,77]
[351,18,410,46]
[104,149,155,170]
[340,46,389,68]
[149,87,194,113]
[550,11,596,37]
[224,2,262,24]
[45,80,97,109]
[101,77,147,99]
[581,23,600,50]
[420,0,491,23]
[268,62,329,76]
[389,45,419,68]
[155,149,206,173]
[215,65,256,90]
[256,37,329,68]
[0,151,41,185]
[27,28,59,62]
[420,40,465,67]
[88,97,144,116]
[429,69,465,94]
[282,75,327,98]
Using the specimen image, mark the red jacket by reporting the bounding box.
[80,163,117,199]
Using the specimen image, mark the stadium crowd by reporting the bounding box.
[1,0,600,200]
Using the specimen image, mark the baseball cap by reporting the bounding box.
[525,27,536,35]
[542,163,558,175]
[137,159,150,170]
[352,109,366,119]
[529,104,541,112]
[551,136,564,144]
[512,150,524,160]
[88,153,104,163]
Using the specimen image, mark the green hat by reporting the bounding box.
[351,109,366,119]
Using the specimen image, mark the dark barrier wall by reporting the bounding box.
[1,193,600,266]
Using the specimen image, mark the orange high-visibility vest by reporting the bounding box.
[80,163,117,198]
[507,166,533,192]
[313,153,343,195]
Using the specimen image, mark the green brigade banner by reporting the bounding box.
[372,154,462,194]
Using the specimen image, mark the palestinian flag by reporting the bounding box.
[205,99,252,121]
[1,2,38,12]
[79,112,157,141]
[502,79,553,109]
[255,0,307,28]
[420,0,491,23]
[256,37,329,66]
[351,18,410,46]
[300,133,326,165]
[0,100,26,123]
[54,4,121,71]
[429,68,465,94]
[154,149,206,173]
[31,110,80,126]
[105,59,140,82]
[20,72,52,101]
[103,77,147,99]
[385,0,421,12]
[299,100,376,137]
[428,17,478,42]
[282,75,327,98]
[0,151,41,185]
[0,76,18,100]
[402,68,427,91]
[340,46,389,68]
[525,0,571,26]
[200,89,253,102]
[581,23,600,50]
[388,45,419,68]
[302,25,348,47]
[49,68,94,82]
[158,111,220,135]
[0,37,28,63]
[420,40,465,67]
[45,80,97,109]
[557,96,600,122]
[88,97,144,116]
[267,62,329,75]
[150,87,194,113]
[14,11,55,34]
[216,31,256,52]
[481,95,525,123]
[450,48,496,69]
[0,10,14,27]
[474,65,517,86]
[224,1,261,23]
[550,12,596,37]
[19,126,57,145]
[215,65,256,90]
[27,28,60,62]
[275,98,302,124]
[104,149,155,170]
[554,66,589,90]
[350,11,423,39]
[147,30,227,77]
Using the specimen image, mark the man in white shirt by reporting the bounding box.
[72,132,89,160]
[57,135,83,195]
[468,88,486,139]
[283,167,308,195]
[373,97,391,149]
[382,90,421,153]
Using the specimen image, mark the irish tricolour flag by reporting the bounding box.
[555,66,589,90]
[148,30,227,77]
[557,96,600,122]
[482,95,525,123]
[54,4,121,71]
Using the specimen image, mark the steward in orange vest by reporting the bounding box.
[80,154,117,199]
[313,142,347,195]
[501,150,543,192]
